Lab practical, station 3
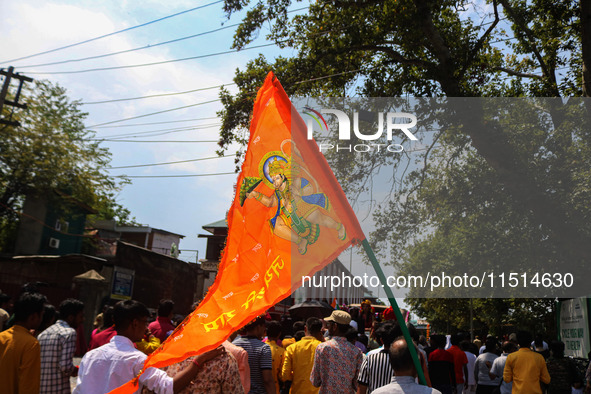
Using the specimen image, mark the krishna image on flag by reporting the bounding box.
[239,138,346,255]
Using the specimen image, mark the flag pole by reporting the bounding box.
[361,239,427,386]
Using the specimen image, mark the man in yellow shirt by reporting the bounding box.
[281,317,324,393]
[267,320,286,393]
[0,292,47,394]
[503,330,551,394]
[282,321,305,349]
[135,328,161,355]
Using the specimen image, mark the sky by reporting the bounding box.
[0,0,400,300]
[0,0,497,309]
[1,0,284,263]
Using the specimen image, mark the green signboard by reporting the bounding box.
[558,298,590,358]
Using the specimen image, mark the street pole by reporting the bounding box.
[0,66,34,127]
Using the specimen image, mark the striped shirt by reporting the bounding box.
[367,346,384,357]
[39,320,77,393]
[358,349,394,393]
[233,336,272,394]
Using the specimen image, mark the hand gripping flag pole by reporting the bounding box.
[107,71,424,393]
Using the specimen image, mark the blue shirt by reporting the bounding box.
[372,376,442,394]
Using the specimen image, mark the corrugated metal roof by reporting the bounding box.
[202,219,227,229]
[201,219,227,234]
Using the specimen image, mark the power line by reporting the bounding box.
[86,69,379,129]
[91,139,219,143]
[104,123,220,136]
[108,154,233,169]
[85,71,367,128]
[17,24,240,69]
[29,33,563,77]
[295,69,362,84]
[15,6,309,69]
[82,84,234,105]
[106,148,432,180]
[100,126,219,140]
[98,123,220,139]
[92,117,219,128]
[0,0,225,64]
[115,172,236,178]
[24,43,279,75]
[86,99,220,128]
[22,27,358,76]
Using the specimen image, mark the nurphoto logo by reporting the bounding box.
[303,106,418,153]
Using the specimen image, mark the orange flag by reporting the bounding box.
[109,71,365,393]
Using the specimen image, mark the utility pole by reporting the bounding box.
[0,66,34,127]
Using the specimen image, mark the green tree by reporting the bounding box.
[218,0,591,326]
[408,298,555,337]
[217,1,591,260]
[219,0,587,148]
[0,80,131,251]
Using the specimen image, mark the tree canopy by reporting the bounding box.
[219,0,587,150]
[408,297,555,337]
[218,0,591,330]
[0,80,132,251]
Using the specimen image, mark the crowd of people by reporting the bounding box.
[0,290,590,394]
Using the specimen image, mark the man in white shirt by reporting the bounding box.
[74,300,222,394]
[489,341,517,394]
[461,341,477,394]
[531,338,549,351]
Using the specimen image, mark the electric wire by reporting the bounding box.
[113,172,235,178]
[85,60,573,130]
[97,123,221,139]
[82,84,234,105]
[85,69,376,128]
[99,127,219,141]
[92,117,219,128]
[86,99,220,128]
[24,43,279,75]
[15,6,309,69]
[16,24,240,69]
[90,139,219,143]
[111,147,432,178]
[107,154,233,169]
[0,0,225,64]
[83,73,346,128]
